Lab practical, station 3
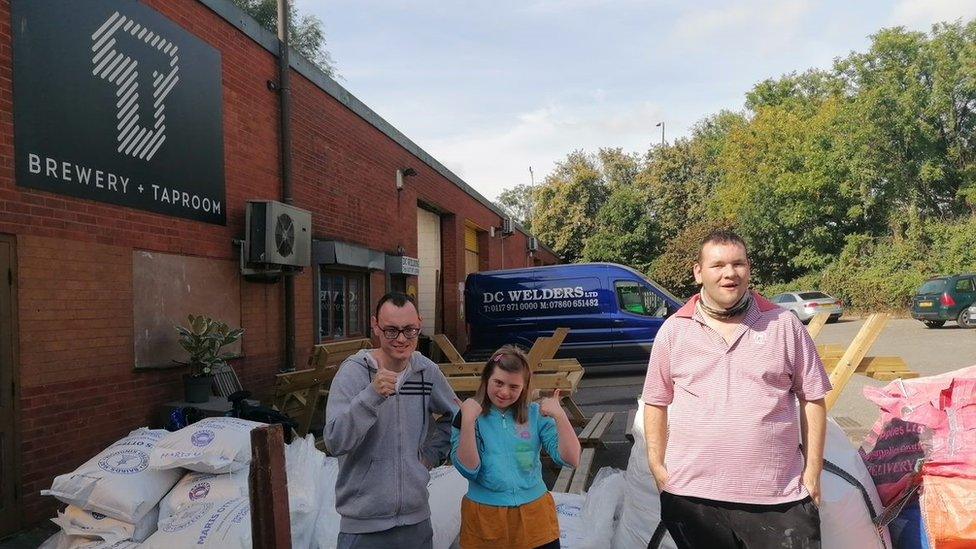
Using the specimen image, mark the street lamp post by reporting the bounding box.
[655,121,665,147]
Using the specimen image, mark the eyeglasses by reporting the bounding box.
[380,326,421,340]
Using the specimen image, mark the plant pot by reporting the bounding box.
[183,374,213,403]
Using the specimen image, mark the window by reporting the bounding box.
[615,282,667,317]
[798,292,828,300]
[780,294,798,303]
[319,268,368,341]
[918,279,947,294]
[955,278,975,293]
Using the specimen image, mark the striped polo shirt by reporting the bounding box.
[642,291,831,504]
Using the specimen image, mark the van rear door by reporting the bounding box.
[612,280,672,362]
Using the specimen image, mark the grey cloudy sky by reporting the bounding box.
[294,0,976,201]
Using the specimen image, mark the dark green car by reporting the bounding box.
[911,274,976,328]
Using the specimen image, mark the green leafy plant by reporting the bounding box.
[175,315,245,378]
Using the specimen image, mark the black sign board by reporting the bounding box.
[12,0,226,225]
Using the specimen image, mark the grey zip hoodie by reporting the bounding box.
[324,350,459,534]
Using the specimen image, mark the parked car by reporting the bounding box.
[770,291,844,323]
[912,274,976,329]
[464,263,683,366]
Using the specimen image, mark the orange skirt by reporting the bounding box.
[460,492,561,549]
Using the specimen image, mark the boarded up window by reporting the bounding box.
[132,251,242,369]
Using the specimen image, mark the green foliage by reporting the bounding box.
[496,184,535,231]
[530,151,610,263]
[175,315,245,377]
[757,272,826,300]
[232,0,337,77]
[581,185,659,269]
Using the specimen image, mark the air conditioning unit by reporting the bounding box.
[528,237,539,252]
[245,200,311,268]
[501,217,514,235]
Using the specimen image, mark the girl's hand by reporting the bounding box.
[540,389,566,419]
[460,398,482,419]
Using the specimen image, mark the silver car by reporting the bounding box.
[967,303,976,328]
[770,291,844,323]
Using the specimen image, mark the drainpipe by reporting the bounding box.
[277,0,296,371]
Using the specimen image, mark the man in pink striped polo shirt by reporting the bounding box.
[642,229,831,548]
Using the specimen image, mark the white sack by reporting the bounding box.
[310,457,341,549]
[143,497,251,549]
[579,467,626,549]
[39,532,140,549]
[158,469,249,521]
[821,418,892,549]
[552,491,586,548]
[43,428,181,524]
[150,417,264,474]
[428,465,467,549]
[612,400,676,549]
[286,434,326,549]
[54,504,157,543]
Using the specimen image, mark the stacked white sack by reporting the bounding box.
[39,533,141,549]
[147,431,329,548]
[149,417,264,474]
[551,491,586,547]
[42,428,180,525]
[53,505,157,543]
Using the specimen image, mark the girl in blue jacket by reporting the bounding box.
[451,345,581,548]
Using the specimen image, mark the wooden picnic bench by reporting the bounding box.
[552,411,616,494]
[431,329,588,425]
[270,338,371,439]
[809,312,919,410]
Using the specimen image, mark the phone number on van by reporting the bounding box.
[482,298,600,313]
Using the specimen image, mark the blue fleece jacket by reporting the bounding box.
[450,402,570,507]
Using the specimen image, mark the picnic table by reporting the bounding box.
[430,328,588,425]
[806,312,918,410]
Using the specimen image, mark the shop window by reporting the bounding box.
[319,269,368,341]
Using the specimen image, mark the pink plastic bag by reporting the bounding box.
[861,365,976,505]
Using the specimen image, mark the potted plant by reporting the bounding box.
[175,314,245,403]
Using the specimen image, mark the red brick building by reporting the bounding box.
[0,0,557,533]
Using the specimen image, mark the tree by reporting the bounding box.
[597,148,641,190]
[714,99,864,283]
[495,184,535,230]
[531,151,609,263]
[581,185,660,270]
[232,0,338,77]
[834,22,976,224]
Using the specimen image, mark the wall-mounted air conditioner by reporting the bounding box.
[501,217,514,235]
[245,200,311,268]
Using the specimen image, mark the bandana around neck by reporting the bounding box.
[697,288,752,320]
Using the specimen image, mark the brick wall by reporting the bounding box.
[0,0,557,528]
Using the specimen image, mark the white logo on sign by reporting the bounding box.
[91,11,180,161]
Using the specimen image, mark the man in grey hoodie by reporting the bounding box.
[325,292,459,548]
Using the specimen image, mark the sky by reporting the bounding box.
[293,0,976,202]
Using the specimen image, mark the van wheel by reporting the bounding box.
[958,309,976,329]
[923,320,945,328]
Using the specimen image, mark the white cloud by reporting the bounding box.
[420,97,668,201]
[670,0,812,52]
[889,0,976,30]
